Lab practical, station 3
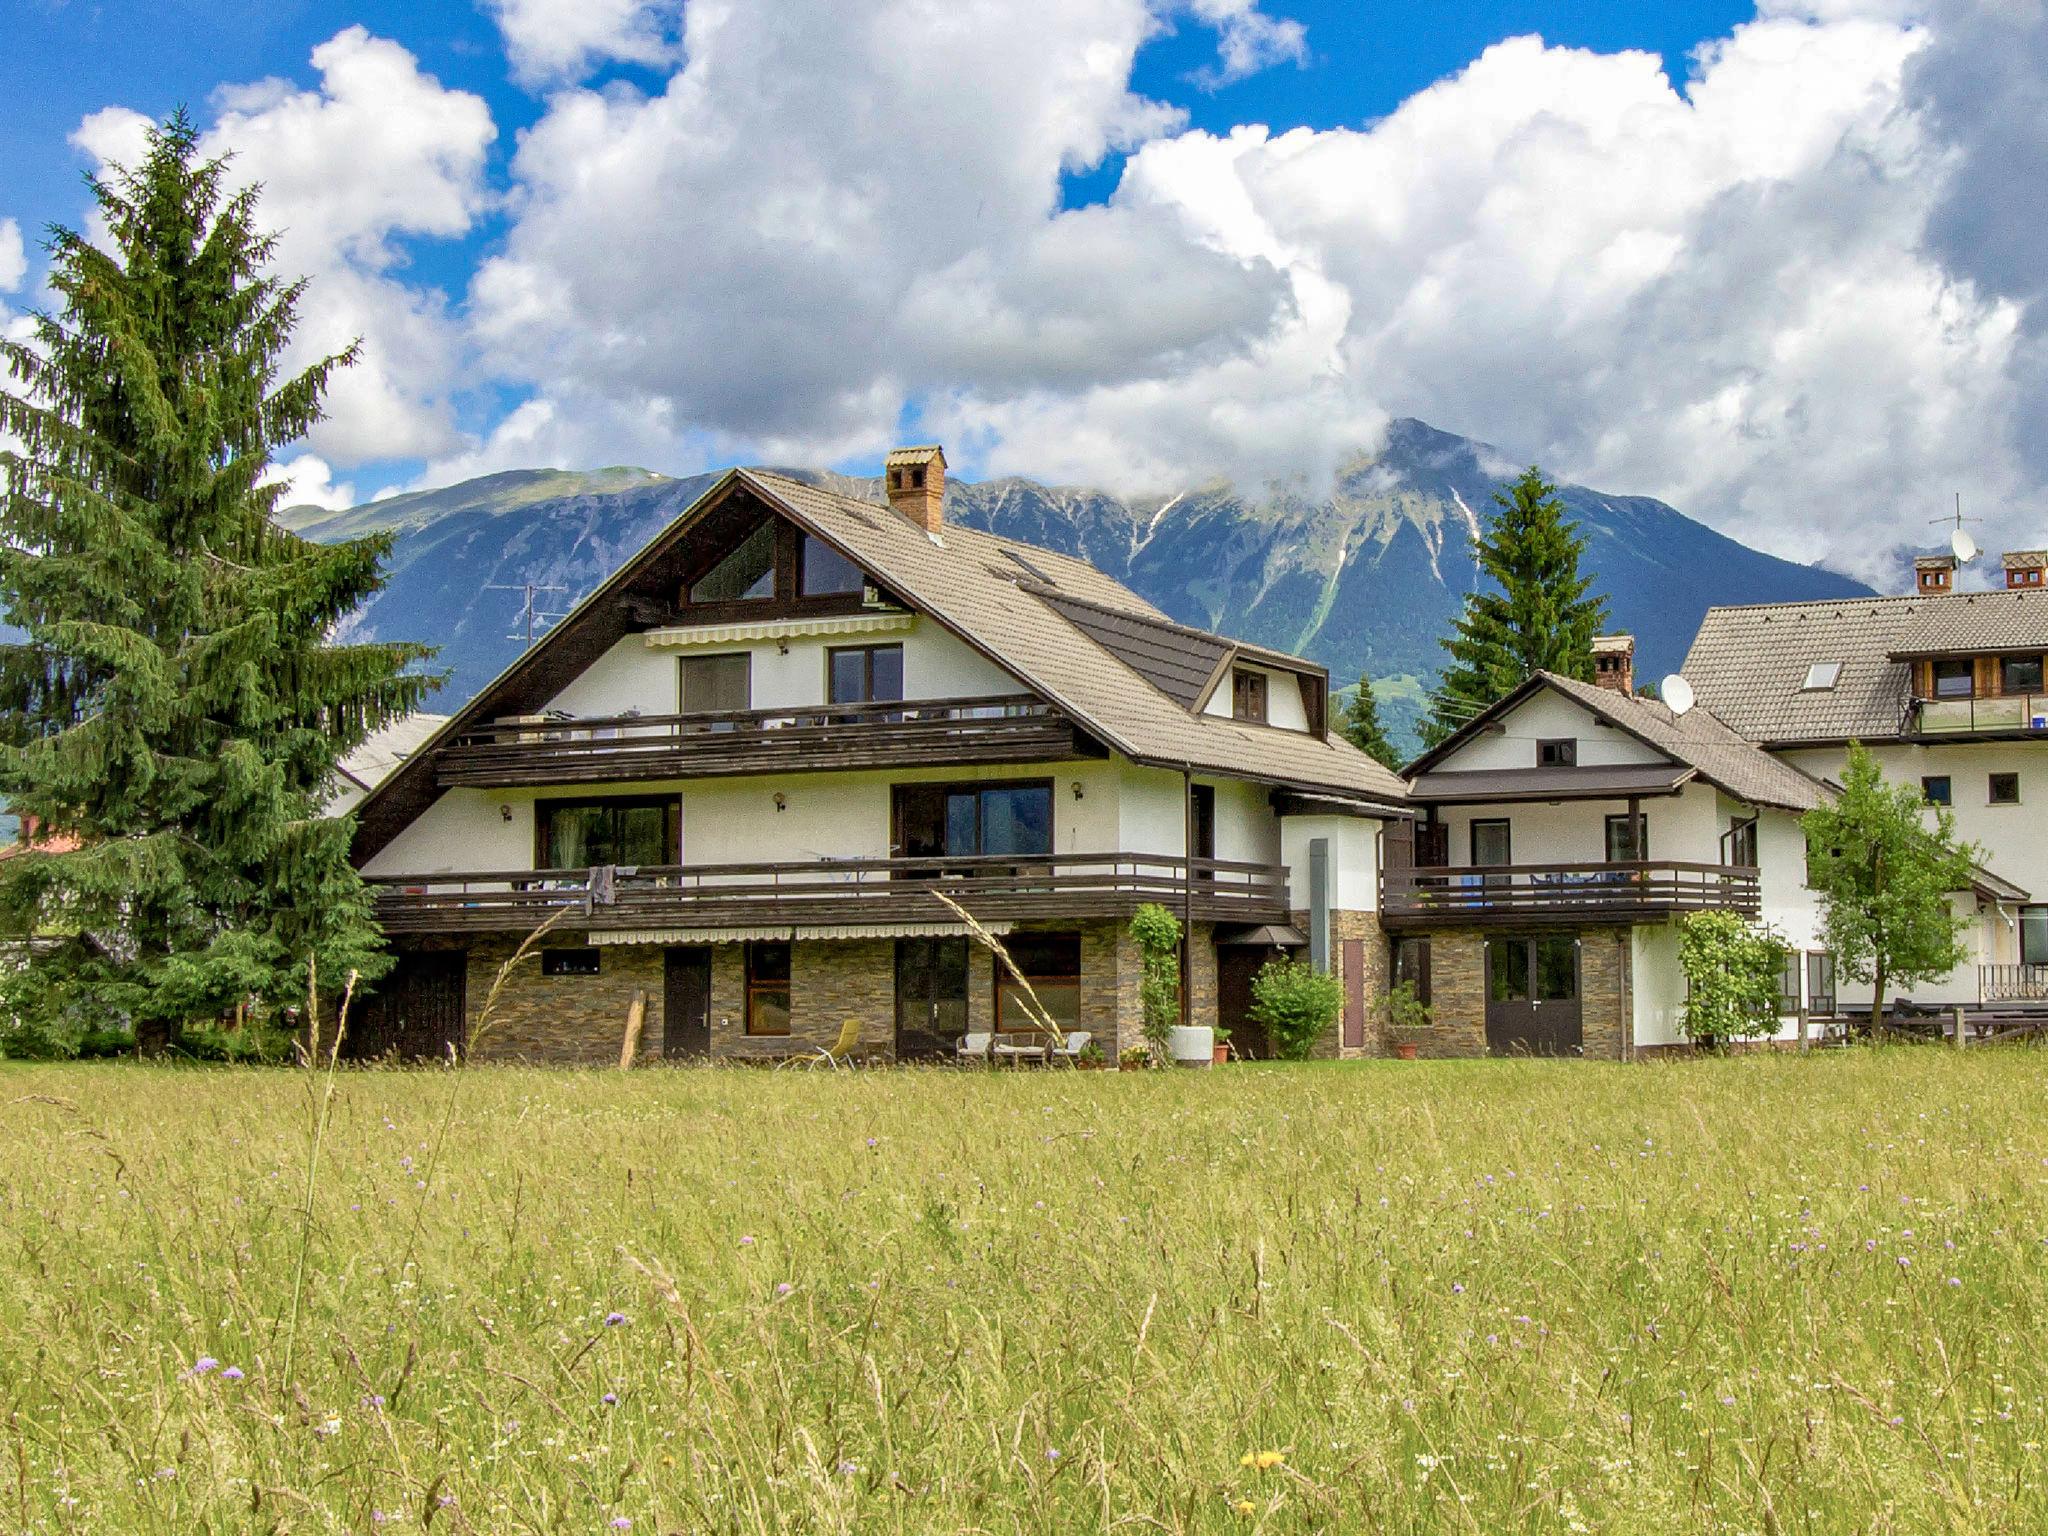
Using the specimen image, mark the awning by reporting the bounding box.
[1408,763,1693,804]
[1214,922,1307,948]
[1970,862,2030,904]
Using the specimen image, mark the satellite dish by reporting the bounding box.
[1662,674,1695,716]
[1952,526,1980,563]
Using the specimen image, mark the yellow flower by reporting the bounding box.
[1240,1453,1257,1468]
[1254,1450,1286,1470]
[1233,1499,1256,1516]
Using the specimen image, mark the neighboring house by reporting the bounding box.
[326,712,450,817]
[1390,652,1830,1057]
[1684,548,2048,1009]
[346,447,1408,1063]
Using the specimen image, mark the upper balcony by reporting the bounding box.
[1381,860,1760,930]
[433,694,1088,788]
[1909,692,2048,738]
[370,852,1291,936]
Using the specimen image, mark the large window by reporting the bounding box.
[1776,950,1800,1016]
[1806,952,1836,1016]
[689,521,777,603]
[1604,813,1648,862]
[1393,936,1431,1006]
[1231,668,1268,723]
[994,933,1080,1034]
[2022,907,2048,967]
[746,942,791,1036]
[800,534,864,596]
[2002,655,2044,694]
[1932,659,1974,699]
[893,781,1052,859]
[828,644,904,705]
[680,652,752,716]
[1471,819,1512,867]
[537,797,678,869]
[1724,816,1759,868]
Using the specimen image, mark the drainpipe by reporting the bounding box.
[1181,763,1194,1029]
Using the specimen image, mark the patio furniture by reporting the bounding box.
[1049,1030,1092,1064]
[956,1031,993,1063]
[782,1017,864,1070]
[991,1031,1053,1066]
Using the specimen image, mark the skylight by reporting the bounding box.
[1802,661,1843,691]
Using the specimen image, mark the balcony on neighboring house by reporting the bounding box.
[1910,691,2048,737]
[1904,650,2048,737]
[433,695,1088,787]
[370,852,1291,935]
[1380,860,1761,930]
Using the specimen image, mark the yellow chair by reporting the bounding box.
[807,1017,865,1070]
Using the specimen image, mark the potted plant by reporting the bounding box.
[1075,1041,1108,1070]
[1118,1044,1152,1072]
[1384,979,1432,1060]
[1211,1021,1231,1066]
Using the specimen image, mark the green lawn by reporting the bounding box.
[3,1052,2044,1533]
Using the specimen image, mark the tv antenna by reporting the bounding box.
[1931,495,1980,562]
[486,580,568,646]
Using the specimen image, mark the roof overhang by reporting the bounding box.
[1970,863,2030,904]
[1407,763,1694,805]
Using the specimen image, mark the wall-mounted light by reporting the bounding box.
[1071,780,1085,801]
[499,804,514,822]
[773,792,787,813]
[776,638,790,656]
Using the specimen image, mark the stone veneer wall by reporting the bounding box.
[1415,926,1634,1060]
[462,938,663,1066]
[1288,907,1386,1058]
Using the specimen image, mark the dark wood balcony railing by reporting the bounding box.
[1911,692,2048,736]
[370,852,1290,935]
[435,695,1083,787]
[1381,860,1760,928]
[1982,964,2048,1004]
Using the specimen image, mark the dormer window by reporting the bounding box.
[1802,661,1842,691]
[1536,738,1577,768]
[1231,668,1268,724]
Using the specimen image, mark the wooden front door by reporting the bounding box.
[1218,946,1274,1060]
[895,937,968,1058]
[348,952,467,1061]
[663,947,712,1057]
[1484,936,1582,1056]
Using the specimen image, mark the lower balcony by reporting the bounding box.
[1381,860,1760,930]
[1982,964,2048,1005]
[370,852,1291,936]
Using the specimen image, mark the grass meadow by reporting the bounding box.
[2,1052,2045,1534]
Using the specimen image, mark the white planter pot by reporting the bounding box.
[1167,1025,1214,1066]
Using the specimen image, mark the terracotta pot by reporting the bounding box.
[1119,1060,1144,1072]
[1213,1043,1230,1065]
[1393,1040,1419,1060]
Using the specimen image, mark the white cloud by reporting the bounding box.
[1181,0,1309,87]
[0,219,24,292]
[72,29,495,466]
[263,453,357,512]
[488,0,682,84]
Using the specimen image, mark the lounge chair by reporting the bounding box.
[956,1031,993,1063]
[784,1017,864,1070]
[1049,1030,1091,1064]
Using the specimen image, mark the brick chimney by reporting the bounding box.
[884,445,946,534]
[1914,553,1957,596]
[2003,550,2046,589]
[1592,633,1635,693]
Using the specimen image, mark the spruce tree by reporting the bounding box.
[1338,671,1404,770]
[1421,466,1608,746]
[0,114,435,1052]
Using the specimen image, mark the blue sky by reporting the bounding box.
[1,0,2042,577]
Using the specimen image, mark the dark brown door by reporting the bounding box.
[348,952,467,1061]
[1484,936,1582,1056]
[894,937,968,1058]
[1218,946,1273,1060]
[663,946,712,1057]
[1341,937,1366,1048]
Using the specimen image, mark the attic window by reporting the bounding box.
[1801,661,1842,691]
[1001,548,1057,586]
[690,522,776,603]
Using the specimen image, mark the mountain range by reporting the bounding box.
[282,418,1874,750]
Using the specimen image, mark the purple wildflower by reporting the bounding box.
[776,1282,792,1296]
[221,1367,244,1382]
[602,1393,618,1406]
[610,1520,633,1531]
[604,1311,627,1327]
[739,1235,756,1247]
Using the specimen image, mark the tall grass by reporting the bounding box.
[1,1050,2045,1532]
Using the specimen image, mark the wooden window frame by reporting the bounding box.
[992,932,1080,1035]
[1470,818,1513,867]
[1537,738,1578,768]
[2000,654,2045,695]
[675,502,871,624]
[1775,949,1799,1016]
[1231,668,1268,724]
[1393,936,1432,1007]
[1922,775,1952,807]
[1989,772,2021,806]
[1604,812,1648,862]
[798,532,866,597]
[1805,951,1836,1016]
[890,778,1055,860]
[745,941,792,1037]
[535,794,681,869]
[1931,658,1974,700]
[1724,816,1759,869]
[677,651,753,715]
[826,643,904,706]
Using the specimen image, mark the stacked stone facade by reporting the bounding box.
[1410,925,1635,1060]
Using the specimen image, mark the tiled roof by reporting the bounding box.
[746,472,1408,807]
[1682,589,2048,743]
[1035,592,1230,709]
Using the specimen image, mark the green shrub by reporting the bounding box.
[1248,957,1343,1061]
[1384,978,1432,1033]
[1677,910,1789,1046]
[1129,903,1182,1064]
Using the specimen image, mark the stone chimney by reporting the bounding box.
[1914,553,1957,596]
[884,445,946,535]
[2003,550,2046,589]
[1591,633,1635,694]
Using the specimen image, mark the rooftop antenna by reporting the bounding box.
[1932,494,1980,563]
[486,580,568,647]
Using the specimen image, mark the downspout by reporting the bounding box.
[1181,762,1194,1029]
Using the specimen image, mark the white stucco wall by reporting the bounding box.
[1200,662,1311,732]
[1280,814,1378,914]
[542,616,1021,721]
[1428,780,1724,868]
[1432,689,1665,771]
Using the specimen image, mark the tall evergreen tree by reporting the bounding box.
[1421,466,1608,746]
[0,114,435,1052]
[1338,671,1404,770]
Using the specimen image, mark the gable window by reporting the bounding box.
[1537,738,1577,768]
[994,933,1080,1034]
[1932,659,1974,699]
[1989,772,2021,806]
[688,521,777,604]
[1231,668,1268,724]
[893,781,1052,860]
[746,942,791,1036]
[800,534,864,596]
[2001,655,2044,694]
[1802,661,1842,691]
[1724,816,1759,869]
[680,653,751,717]
[1604,813,1648,862]
[828,644,904,706]
[1471,819,1512,867]
[540,948,601,978]
[1922,775,1952,807]
[537,796,678,869]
